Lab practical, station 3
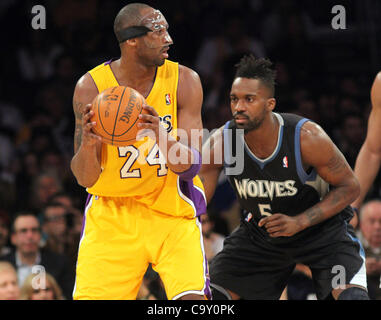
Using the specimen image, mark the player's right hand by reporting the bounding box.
[81,103,102,146]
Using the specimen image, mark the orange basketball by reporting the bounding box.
[90,86,146,146]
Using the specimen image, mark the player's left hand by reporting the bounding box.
[138,105,167,141]
[258,213,303,237]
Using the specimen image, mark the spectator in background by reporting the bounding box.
[0,210,11,257]
[20,272,65,300]
[0,176,16,215]
[336,113,366,168]
[41,201,81,275]
[17,123,55,156]
[200,214,225,262]
[0,261,20,300]
[34,85,74,156]
[50,53,80,101]
[195,15,266,112]
[1,212,75,299]
[28,171,63,214]
[40,149,68,180]
[285,264,317,300]
[14,151,40,207]
[42,202,69,256]
[48,192,84,233]
[295,98,319,123]
[48,192,75,210]
[196,16,265,84]
[136,280,157,300]
[357,200,381,300]
[47,192,84,245]
[317,92,340,137]
[16,30,63,82]
[0,99,23,176]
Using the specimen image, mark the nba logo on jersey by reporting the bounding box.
[165,93,171,105]
[282,156,288,168]
[245,212,253,222]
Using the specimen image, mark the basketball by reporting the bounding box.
[90,86,146,146]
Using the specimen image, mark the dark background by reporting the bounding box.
[0,0,380,234]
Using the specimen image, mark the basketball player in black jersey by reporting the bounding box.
[200,55,369,300]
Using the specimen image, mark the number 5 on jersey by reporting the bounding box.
[118,144,168,178]
[258,204,272,217]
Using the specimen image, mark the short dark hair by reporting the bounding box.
[113,3,151,39]
[234,55,276,97]
[11,211,39,233]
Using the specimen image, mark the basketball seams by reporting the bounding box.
[91,86,146,146]
[95,135,136,146]
[112,98,143,138]
[96,93,112,137]
[111,86,128,145]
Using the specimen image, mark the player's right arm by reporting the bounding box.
[70,73,102,188]
[199,126,225,203]
[352,72,381,209]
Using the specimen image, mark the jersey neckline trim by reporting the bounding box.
[106,58,161,100]
[242,112,284,170]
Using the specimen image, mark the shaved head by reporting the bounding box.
[113,3,151,38]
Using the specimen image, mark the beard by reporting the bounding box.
[233,110,266,133]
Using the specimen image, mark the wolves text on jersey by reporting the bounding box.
[233,178,298,200]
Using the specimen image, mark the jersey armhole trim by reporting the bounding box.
[295,118,312,184]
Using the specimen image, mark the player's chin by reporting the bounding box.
[234,119,249,130]
[156,57,166,66]
[155,53,168,66]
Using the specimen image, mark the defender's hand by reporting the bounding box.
[258,213,304,237]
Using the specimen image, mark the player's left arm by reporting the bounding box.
[176,64,204,153]
[140,64,203,175]
[298,122,360,227]
[259,121,360,237]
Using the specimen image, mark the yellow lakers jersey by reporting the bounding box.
[86,59,206,218]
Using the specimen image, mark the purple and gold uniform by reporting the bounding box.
[73,59,210,300]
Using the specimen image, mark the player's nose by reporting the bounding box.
[234,99,247,112]
[164,31,173,45]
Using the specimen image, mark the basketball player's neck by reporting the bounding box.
[244,112,280,159]
[112,56,157,97]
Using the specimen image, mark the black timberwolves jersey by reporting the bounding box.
[223,112,353,243]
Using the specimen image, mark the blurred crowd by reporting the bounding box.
[0,0,380,300]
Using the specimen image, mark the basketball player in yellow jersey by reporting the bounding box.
[70,3,210,300]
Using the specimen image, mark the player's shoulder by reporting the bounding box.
[372,71,381,90]
[74,72,98,102]
[299,120,330,150]
[177,63,203,108]
[178,64,201,84]
[375,71,381,82]
[371,71,381,107]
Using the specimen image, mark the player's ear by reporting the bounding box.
[126,38,138,47]
[267,98,276,111]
